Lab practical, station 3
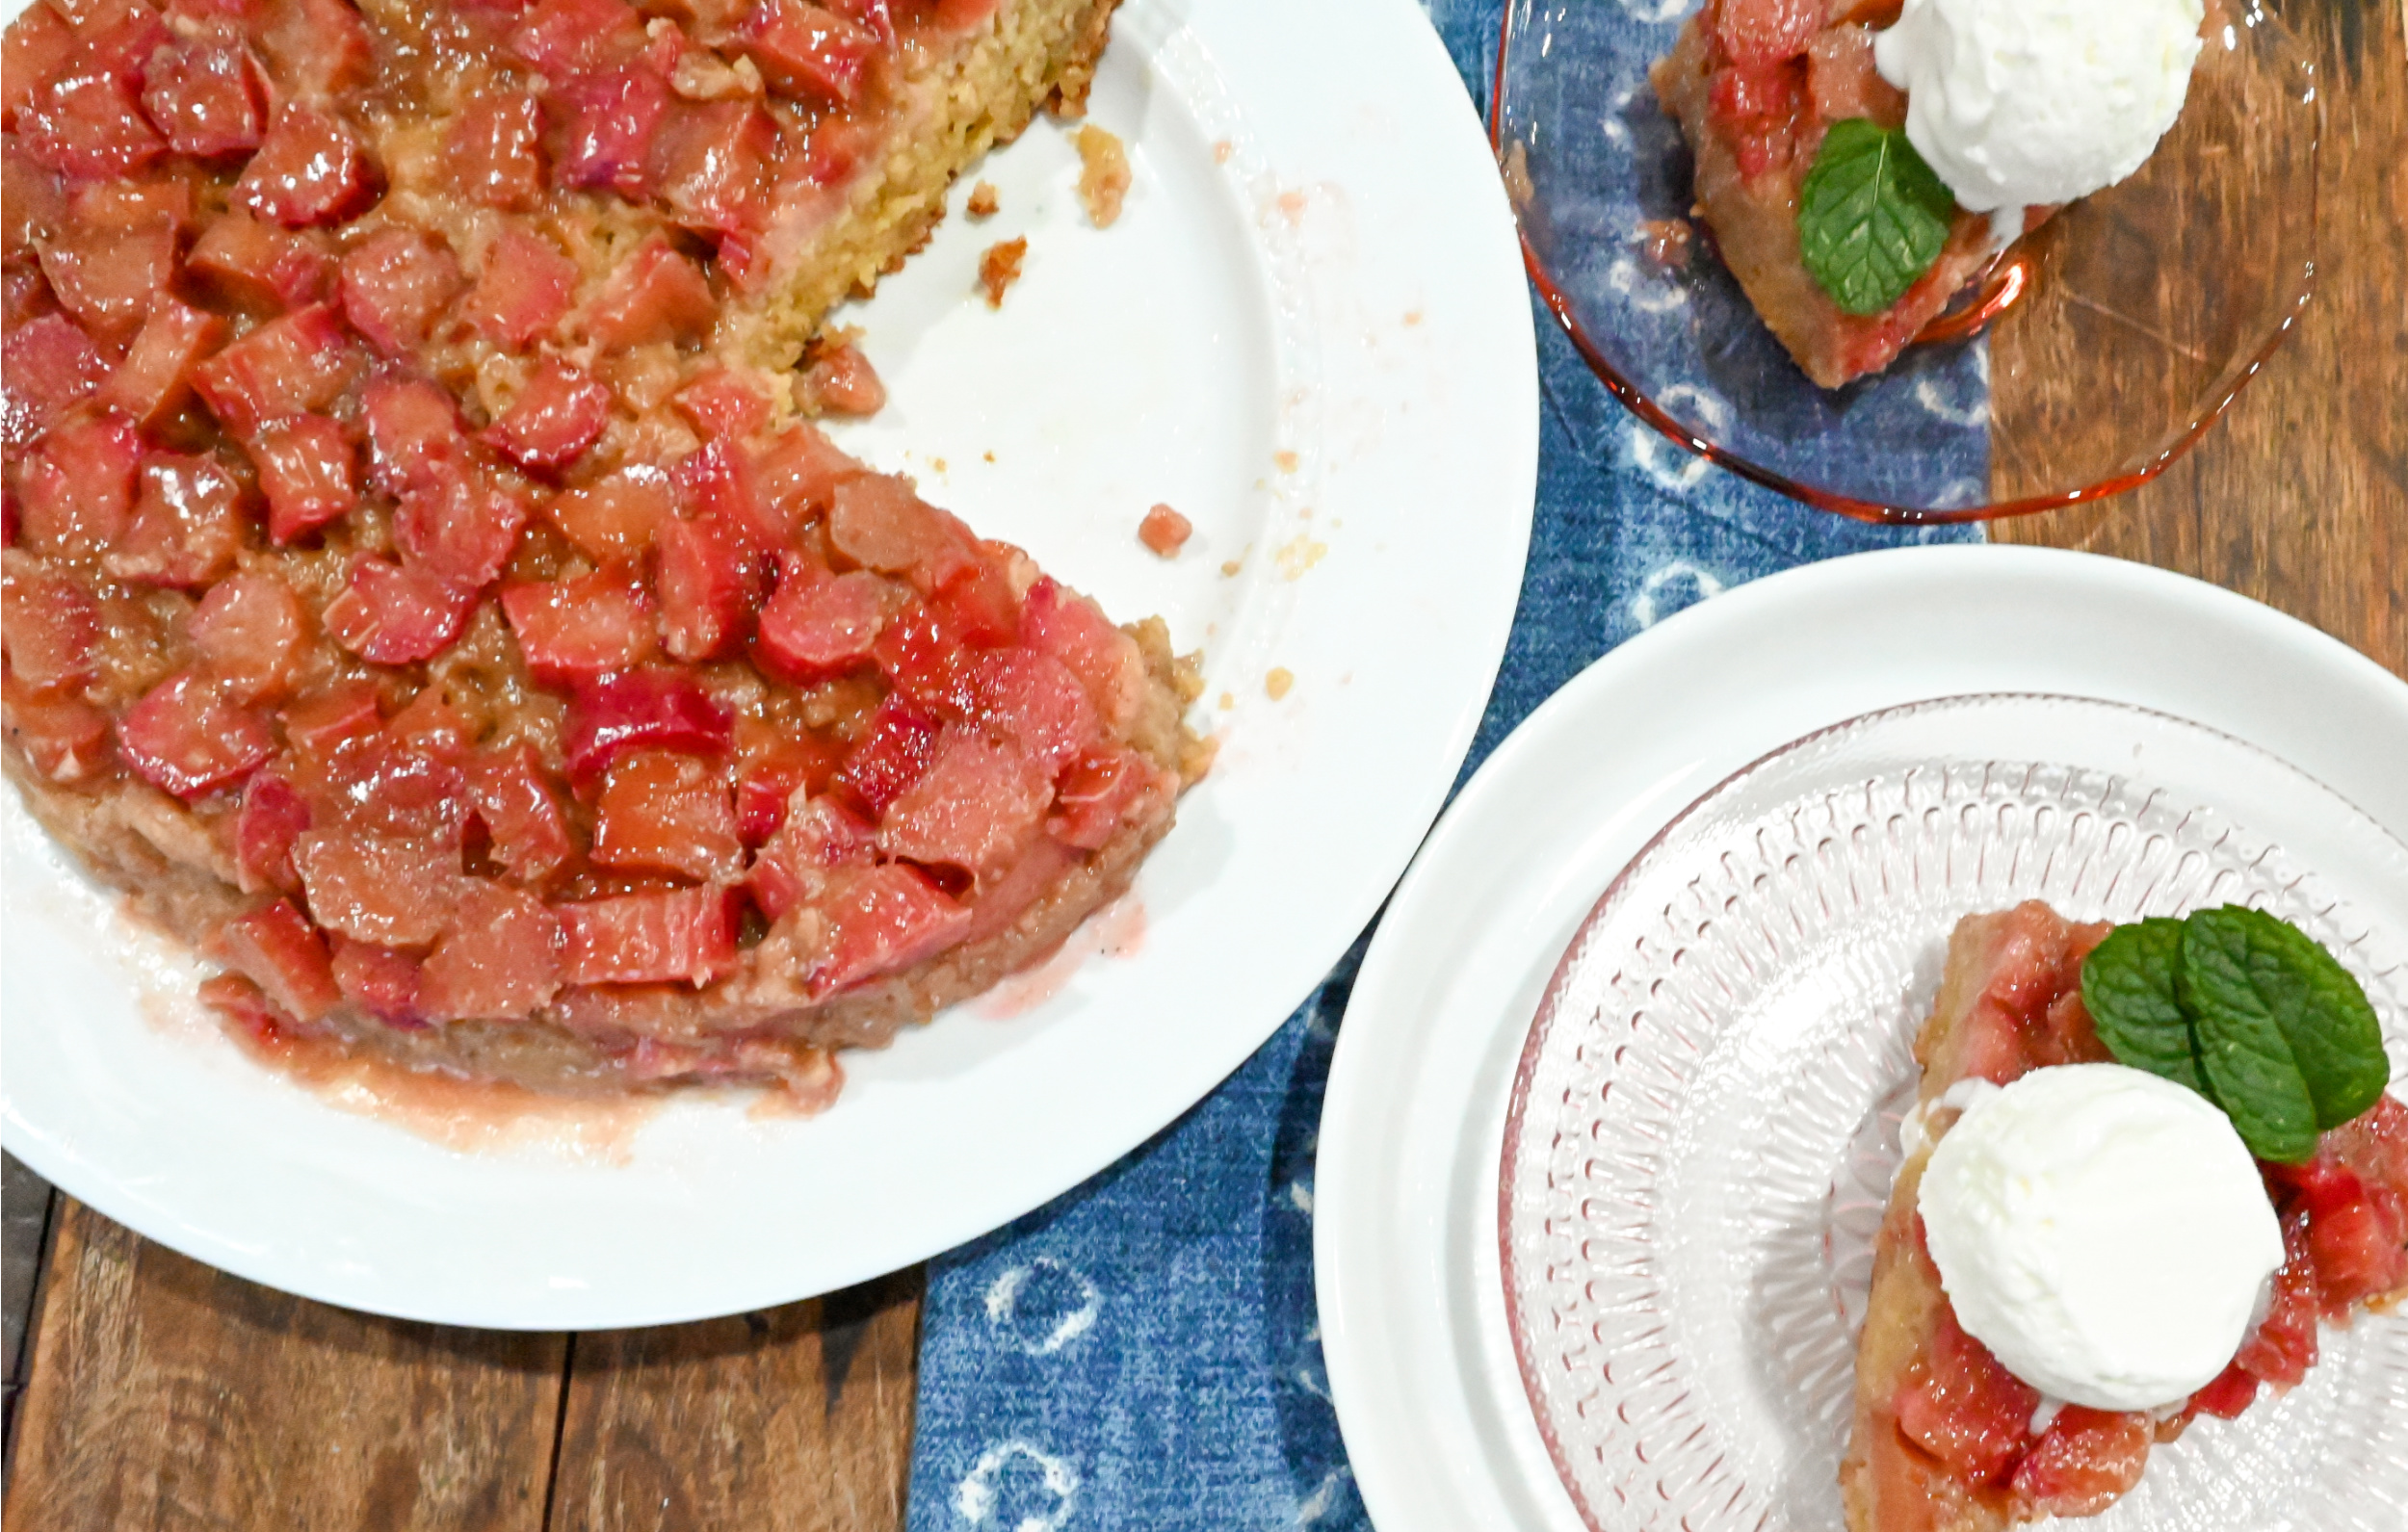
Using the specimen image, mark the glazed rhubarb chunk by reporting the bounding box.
[2008,1407,2152,1517]
[1715,0,1823,68]
[324,556,476,664]
[590,748,744,882]
[651,100,775,238]
[248,414,358,543]
[465,743,573,885]
[2,5,76,129]
[237,103,378,227]
[1894,1309,2036,1486]
[738,0,881,101]
[253,0,374,101]
[545,467,676,561]
[17,44,168,180]
[118,671,275,799]
[105,452,248,588]
[447,89,546,211]
[279,678,382,757]
[803,864,972,997]
[419,884,563,1020]
[757,562,891,680]
[192,303,362,435]
[215,899,341,1023]
[339,228,463,354]
[0,556,100,693]
[15,412,142,557]
[293,830,461,947]
[331,937,426,1026]
[507,0,648,76]
[501,566,659,681]
[3,314,111,447]
[955,648,1100,774]
[361,376,468,497]
[141,24,266,156]
[1047,746,1162,850]
[187,209,333,313]
[877,728,1052,883]
[562,667,735,782]
[551,64,670,198]
[37,214,175,343]
[458,225,576,350]
[675,437,786,551]
[97,297,230,427]
[747,791,875,921]
[189,571,309,700]
[484,360,612,472]
[831,692,939,817]
[559,886,740,987]
[578,235,713,349]
[654,514,756,662]
[231,770,311,894]
[391,471,530,587]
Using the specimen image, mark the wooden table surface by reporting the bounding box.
[5,1,2399,1525]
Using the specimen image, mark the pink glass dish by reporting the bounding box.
[1498,693,2408,1531]
[1491,0,2319,523]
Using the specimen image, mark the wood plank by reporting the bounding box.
[1993,0,2407,674]
[547,1268,924,1532]
[2,1198,567,1532]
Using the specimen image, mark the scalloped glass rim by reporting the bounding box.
[1490,0,2321,525]
[1498,692,2408,1532]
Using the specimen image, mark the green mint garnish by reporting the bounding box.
[2082,905,2392,1164]
[1795,119,1955,317]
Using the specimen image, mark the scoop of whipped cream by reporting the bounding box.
[1872,0,2206,214]
[1919,1062,2284,1412]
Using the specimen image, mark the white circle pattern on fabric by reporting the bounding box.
[983,1259,1103,1356]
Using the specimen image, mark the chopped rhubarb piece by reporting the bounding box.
[458,225,575,351]
[419,883,563,1020]
[868,596,980,705]
[1138,503,1192,558]
[15,410,142,556]
[314,740,470,844]
[105,451,248,588]
[360,375,466,497]
[1708,60,1803,127]
[550,63,669,198]
[1047,746,1165,851]
[590,748,742,882]
[279,678,381,756]
[757,561,890,681]
[562,667,734,783]
[447,88,544,210]
[1,556,100,692]
[391,472,530,587]
[1715,0,1822,68]
[507,0,645,75]
[500,566,658,682]
[736,0,878,102]
[247,413,356,542]
[732,734,848,844]
[189,570,307,699]
[236,102,377,227]
[5,689,115,780]
[798,335,884,416]
[953,648,1099,773]
[578,235,714,350]
[653,514,757,662]
[323,556,476,664]
[118,671,274,798]
[338,227,463,354]
[293,829,460,946]
[36,213,174,342]
[190,301,360,435]
[231,769,310,895]
[3,313,110,447]
[649,99,772,236]
[2009,1406,2152,1518]
[186,209,332,312]
[1806,23,1903,126]
[65,170,196,235]
[674,437,785,550]
[828,472,970,585]
[672,367,770,444]
[484,360,612,472]
[16,56,165,179]
[96,296,228,426]
[2237,1211,2322,1388]
[1019,575,1144,729]
[803,864,972,998]
[558,886,738,987]
[2,5,77,131]
[877,727,1051,883]
[746,791,874,920]
[1893,1307,2036,1485]
[830,691,939,818]
[215,899,339,1023]
[544,466,674,561]
[139,24,264,155]
[2292,1161,2408,1310]
[465,743,572,885]
[384,683,474,753]
[331,937,425,1026]
[2186,1362,2259,1421]
[251,0,372,100]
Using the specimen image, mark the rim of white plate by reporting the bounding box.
[1315,543,2408,1532]
[0,0,1538,1328]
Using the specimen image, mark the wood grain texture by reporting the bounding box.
[4,1153,59,1485]
[3,1199,566,1532]
[548,1269,923,1532]
[1994,0,2407,675]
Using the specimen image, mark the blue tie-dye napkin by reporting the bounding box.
[904,4,1982,1527]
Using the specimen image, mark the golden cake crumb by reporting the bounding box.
[1213,139,1234,165]
[1265,668,1295,701]
[979,238,1029,308]
[1075,123,1132,227]
[1274,450,1299,473]
[967,181,1002,219]
[1139,504,1192,558]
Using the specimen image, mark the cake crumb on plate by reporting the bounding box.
[1139,504,1192,557]
[1265,667,1295,701]
[1075,124,1132,227]
[979,238,1029,307]
[967,181,1001,219]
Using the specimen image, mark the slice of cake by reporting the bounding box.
[1843,902,2408,1529]
[1,0,1203,1105]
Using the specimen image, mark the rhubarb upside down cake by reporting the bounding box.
[0,0,1213,1105]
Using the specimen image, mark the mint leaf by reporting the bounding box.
[2083,918,2209,1096]
[1796,119,1956,317]
[2184,906,2390,1137]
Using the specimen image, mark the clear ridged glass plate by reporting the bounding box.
[1499,693,2408,1532]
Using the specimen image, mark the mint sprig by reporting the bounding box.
[2081,906,2392,1164]
[1796,119,1955,317]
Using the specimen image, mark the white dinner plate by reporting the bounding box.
[1314,544,2408,1532]
[0,0,1538,1327]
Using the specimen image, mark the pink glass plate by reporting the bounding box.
[1498,693,2408,1531]
[1492,0,2319,523]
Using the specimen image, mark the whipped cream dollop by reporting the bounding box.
[1919,1063,2284,1411]
[1872,0,2206,213]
